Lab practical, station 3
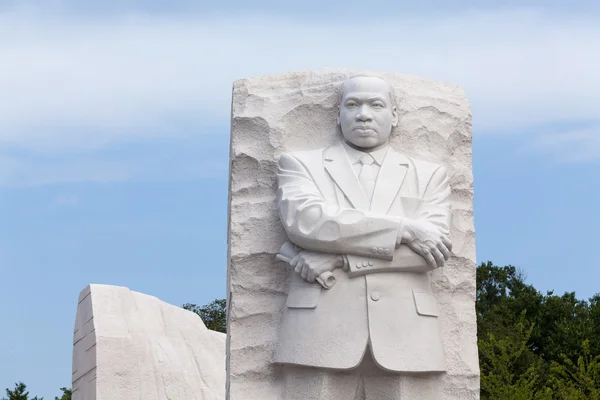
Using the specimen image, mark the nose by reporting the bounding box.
[355,105,373,122]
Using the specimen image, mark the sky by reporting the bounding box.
[0,0,599,398]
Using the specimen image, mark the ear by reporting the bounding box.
[336,105,341,126]
[392,106,399,127]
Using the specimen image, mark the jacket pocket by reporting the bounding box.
[413,290,439,317]
[286,283,321,309]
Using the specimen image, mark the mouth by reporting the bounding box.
[353,127,376,136]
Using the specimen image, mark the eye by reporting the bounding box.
[372,102,385,109]
[345,101,357,108]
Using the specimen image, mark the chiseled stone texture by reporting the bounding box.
[227,69,479,399]
[72,284,225,400]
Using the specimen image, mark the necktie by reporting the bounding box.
[358,153,377,203]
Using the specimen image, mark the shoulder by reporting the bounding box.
[407,156,447,181]
[388,148,448,193]
[278,147,328,170]
[410,158,449,196]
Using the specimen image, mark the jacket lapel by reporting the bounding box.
[324,142,369,210]
[370,147,410,214]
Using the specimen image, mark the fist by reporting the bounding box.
[290,251,344,284]
[400,219,452,270]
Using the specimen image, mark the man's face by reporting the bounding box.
[337,76,398,150]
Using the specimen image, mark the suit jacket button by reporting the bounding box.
[372,247,378,253]
[378,248,383,254]
[362,261,369,267]
[368,261,374,266]
[356,263,362,269]
[383,248,390,254]
[371,292,380,301]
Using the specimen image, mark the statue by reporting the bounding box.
[273,75,452,399]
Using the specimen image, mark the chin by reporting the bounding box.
[349,137,380,149]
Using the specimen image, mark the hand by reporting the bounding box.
[399,219,452,270]
[290,250,344,284]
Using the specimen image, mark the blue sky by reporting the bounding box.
[1,0,599,398]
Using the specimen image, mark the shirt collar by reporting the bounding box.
[342,140,389,166]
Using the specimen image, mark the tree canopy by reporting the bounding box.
[53,388,71,400]
[2,383,43,400]
[183,299,226,333]
[478,261,600,399]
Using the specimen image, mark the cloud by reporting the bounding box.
[0,9,598,152]
[3,0,600,17]
[523,124,600,163]
[0,8,598,187]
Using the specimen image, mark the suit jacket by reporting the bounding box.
[273,140,452,373]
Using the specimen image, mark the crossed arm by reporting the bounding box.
[277,152,453,283]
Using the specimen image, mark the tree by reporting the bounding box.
[476,262,543,345]
[548,340,600,399]
[536,292,592,364]
[183,299,227,333]
[479,312,552,400]
[2,382,42,400]
[54,388,71,400]
[477,261,600,399]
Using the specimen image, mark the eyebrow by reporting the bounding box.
[344,96,387,103]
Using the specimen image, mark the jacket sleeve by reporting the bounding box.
[346,165,453,274]
[277,152,400,260]
[413,164,452,235]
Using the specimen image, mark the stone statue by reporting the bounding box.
[273,75,452,399]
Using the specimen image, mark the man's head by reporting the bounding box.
[337,75,398,151]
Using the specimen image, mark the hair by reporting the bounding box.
[335,74,398,109]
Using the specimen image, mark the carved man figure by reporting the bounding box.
[274,75,452,399]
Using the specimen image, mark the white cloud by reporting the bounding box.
[0,8,598,188]
[523,125,600,162]
[0,9,598,152]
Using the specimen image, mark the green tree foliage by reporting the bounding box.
[478,261,600,399]
[2,383,70,400]
[2,382,42,400]
[479,312,553,399]
[477,262,543,347]
[53,388,71,400]
[547,340,600,399]
[183,299,227,333]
